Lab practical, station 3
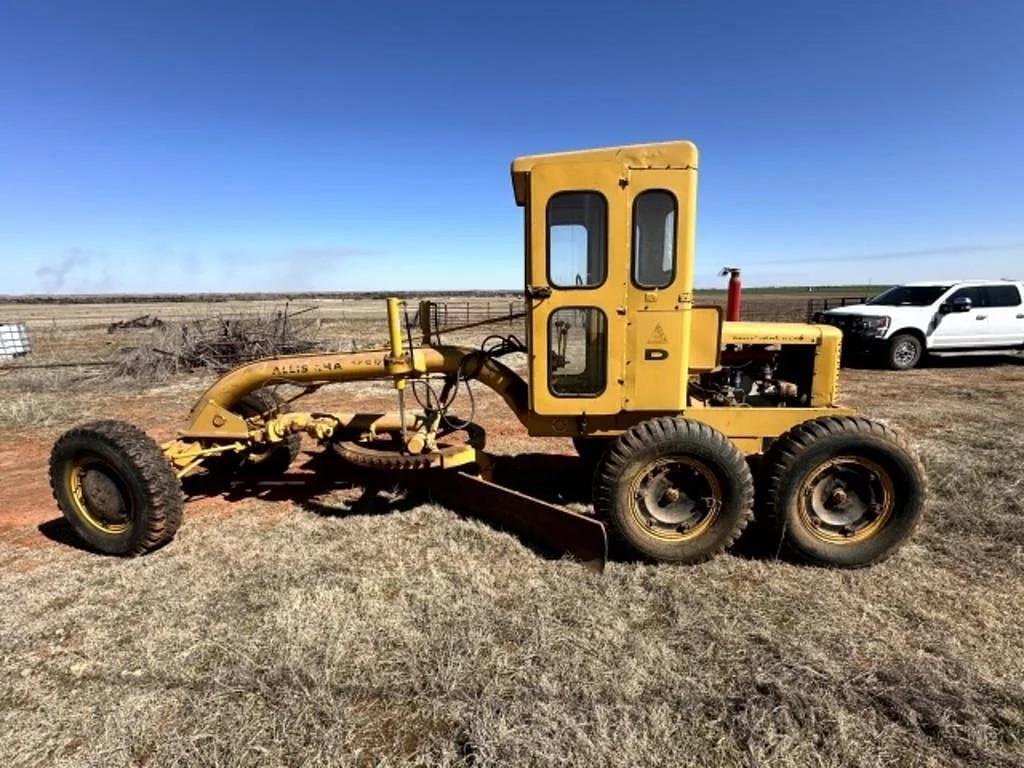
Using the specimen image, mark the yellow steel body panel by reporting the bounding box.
[721,320,825,345]
[812,325,843,406]
[520,406,854,453]
[689,306,723,372]
[624,310,687,411]
[511,140,699,204]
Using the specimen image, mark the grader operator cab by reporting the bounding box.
[49,141,925,571]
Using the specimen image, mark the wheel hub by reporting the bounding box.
[894,341,917,366]
[631,458,721,540]
[800,456,894,542]
[73,463,131,531]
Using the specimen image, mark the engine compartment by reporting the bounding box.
[690,344,817,407]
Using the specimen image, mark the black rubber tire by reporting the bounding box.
[50,420,184,555]
[760,416,926,568]
[594,417,754,564]
[886,333,924,370]
[235,389,301,475]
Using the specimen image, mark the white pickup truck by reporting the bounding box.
[815,280,1024,370]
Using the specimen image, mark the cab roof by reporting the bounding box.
[902,279,1018,287]
[510,140,698,206]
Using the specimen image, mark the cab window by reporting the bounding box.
[548,307,607,397]
[547,192,607,288]
[632,190,677,288]
[986,285,1022,307]
[947,286,987,307]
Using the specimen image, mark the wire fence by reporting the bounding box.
[805,296,870,320]
[1,295,829,370]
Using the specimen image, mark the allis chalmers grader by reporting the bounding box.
[50,141,926,570]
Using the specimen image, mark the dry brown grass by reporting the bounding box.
[1,352,1022,766]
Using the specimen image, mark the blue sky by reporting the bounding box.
[1,1,1022,294]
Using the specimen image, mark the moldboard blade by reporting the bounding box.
[424,470,608,572]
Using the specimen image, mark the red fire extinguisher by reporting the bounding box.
[720,267,742,321]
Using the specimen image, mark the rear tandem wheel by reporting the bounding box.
[759,416,926,567]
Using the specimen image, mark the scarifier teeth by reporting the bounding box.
[330,424,484,472]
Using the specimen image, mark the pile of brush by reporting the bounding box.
[114,306,321,379]
[107,314,166,333]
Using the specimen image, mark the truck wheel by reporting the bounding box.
[594,417,753,564]
[235,389,301,475]
[760,416,925,567]
[887,333,923,370]
[50,421,184,555]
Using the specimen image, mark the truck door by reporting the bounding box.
[983,284,1024,346]
[930,286,990,348]
[526,162,625,416]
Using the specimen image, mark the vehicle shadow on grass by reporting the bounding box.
[173,449,573,563]
[180,450,429,519]
[36,454,428,554]
[37,517,95,553]
[39,448,791,566]
[844,351,1023,370]
[927,352,1024,367]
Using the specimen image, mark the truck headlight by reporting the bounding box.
[858,316,890,337]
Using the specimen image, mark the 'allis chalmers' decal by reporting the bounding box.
[271,359,380,376]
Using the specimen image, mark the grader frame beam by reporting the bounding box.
[175,327,849,453]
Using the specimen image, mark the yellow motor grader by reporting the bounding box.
[49,141,925,570]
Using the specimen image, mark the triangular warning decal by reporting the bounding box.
[648,323,667,344]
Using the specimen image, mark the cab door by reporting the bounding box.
[931,286,990,348]
[622,168,698,412]
[526,162,625,416]
[983,284,1024,345]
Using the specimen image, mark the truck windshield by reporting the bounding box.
[867,285,950,307]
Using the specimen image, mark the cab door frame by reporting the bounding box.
[622,168,698,412]
[525,161,626,416]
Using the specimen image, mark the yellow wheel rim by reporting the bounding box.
[66,457,133,535]
[627,456,722,542]
[796,455,895,544]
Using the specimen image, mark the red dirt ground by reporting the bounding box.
[0,384,554,553]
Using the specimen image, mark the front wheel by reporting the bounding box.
[886,333,924,370]
[50,420,184,555]
[760,416,926,567]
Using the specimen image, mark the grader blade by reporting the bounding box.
[424,471,608,572]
